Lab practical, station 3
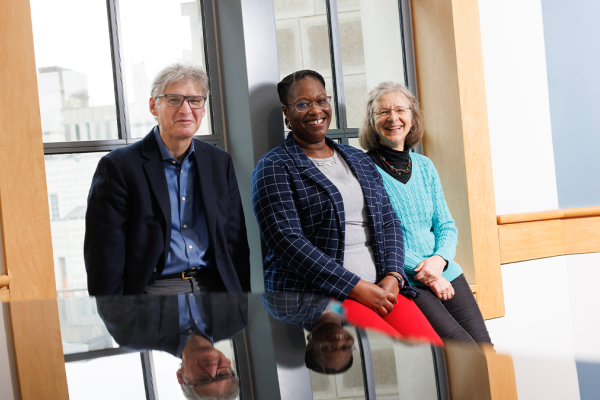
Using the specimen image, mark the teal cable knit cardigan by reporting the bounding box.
[376,153,463,286]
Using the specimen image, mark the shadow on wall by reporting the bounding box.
[248,83,286,162]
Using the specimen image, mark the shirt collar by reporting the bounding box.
[153,126,195,162]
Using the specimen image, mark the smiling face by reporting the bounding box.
[373,91,413,151]
[307,323,355,372]
[149,79,206,147]
[283,77,332,147]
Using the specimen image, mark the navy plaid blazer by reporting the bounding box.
[252,134,418,301]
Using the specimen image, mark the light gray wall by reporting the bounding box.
[541,0,600,208]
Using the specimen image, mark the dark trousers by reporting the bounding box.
[413,274,492,346]
[143,268,227,295]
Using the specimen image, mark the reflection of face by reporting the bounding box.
[307,322,355,372]
[282,77,332,146]
[177,335,234,397]
[149,80,206,146]
[373,92,413,150]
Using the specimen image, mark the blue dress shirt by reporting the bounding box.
[154,128,212,275]
[176,293,213,358]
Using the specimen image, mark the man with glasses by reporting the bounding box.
[85,63,250,295]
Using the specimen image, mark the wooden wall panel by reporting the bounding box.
[562,216,600,255]
[9,300,68,400]
[0,0,56,301]
[497,208,600,263]
[411,0,504,319]
[483,346,518,400]
[498,220,564,264]
[0,289,9,302]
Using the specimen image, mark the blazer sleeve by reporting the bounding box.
[84,155,129,295]
[224,155,251,291]
[251,157,361,301]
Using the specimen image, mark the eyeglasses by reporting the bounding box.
[286,96,331,112]
[374,107,410,117]
[155,94,207,109]
[317,344,355,353]
[183,367,235,387]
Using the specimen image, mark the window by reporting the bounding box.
[273,0,416,146]
[49,194,59,220]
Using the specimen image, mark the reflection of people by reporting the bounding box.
[97,293,246,400]
[178,333,240,400]
[359,81,492,345]
[262,292,353,374]
[252,70,442,346]
[85,63,250,296]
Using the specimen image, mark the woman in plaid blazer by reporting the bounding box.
[251,70,442,345]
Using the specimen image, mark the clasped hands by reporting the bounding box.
[415,255,454,301]
[348,273,402,317]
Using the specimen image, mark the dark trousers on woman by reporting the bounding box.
[413,274,492,346]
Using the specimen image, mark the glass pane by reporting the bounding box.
[274,0,338,128]
[338,0,406,128]
[65,352,146,399]
[308,327,365,399]
[348,137,365,151]
[119,0,213,138]
[31,0,119,142]
[46,153,107,293]
[367,331,439,399]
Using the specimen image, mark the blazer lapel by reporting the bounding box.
[193,140,217,249]
[141,131,171,252]
[284,134,346,231]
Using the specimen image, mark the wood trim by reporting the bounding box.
[0,275,10,288]
[497,206,600,224]
[0,288,9,302]
[482,345,518,400]
[0,0,56,301]
[9,300,68,400]
[498,215,600,264]
[411,0,504,319]
[0,0,68,399]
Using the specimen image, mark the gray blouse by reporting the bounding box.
[309,149,377,283]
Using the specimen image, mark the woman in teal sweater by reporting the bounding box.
[358,81,492,345]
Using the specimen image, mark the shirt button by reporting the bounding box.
[171,161,176,165]
[182,197,185,201]
[188,329,192,333]
[194,320,197,323]
[189,245,193,249]
[180,170,183,174]
[183,224,187,229]
[153,268,157,272]
[191,267,196,269]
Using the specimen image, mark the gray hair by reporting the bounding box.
[358,81,424,151]
[180,376,240,400]
[150,63,210,99]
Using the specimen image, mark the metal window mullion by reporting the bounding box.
[356,328,377,400]
[106,0,131,141]
[399,0,418,96]
[199,0,226,149]
[325,0,347,131]
[431,345,451,400]
[140,351,158,400]
[44,139,128,155]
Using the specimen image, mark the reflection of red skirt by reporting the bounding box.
[343,294,444,347]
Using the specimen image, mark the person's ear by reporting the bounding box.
[282,104,290,120]
[149,96,158,117]
[176,368,184,385]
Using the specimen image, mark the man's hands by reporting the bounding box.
[428,276,455,300]
[414,255,446,285]
[349,279,397,317]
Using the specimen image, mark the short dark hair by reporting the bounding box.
[277,70,326,105]
[305,350,354,375]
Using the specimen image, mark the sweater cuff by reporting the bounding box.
[434,247,455,268]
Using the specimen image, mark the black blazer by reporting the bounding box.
[96,293,249,357]
[84,128,251,295]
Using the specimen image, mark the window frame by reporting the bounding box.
[42,0,225,156]
[295,0,419,146]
